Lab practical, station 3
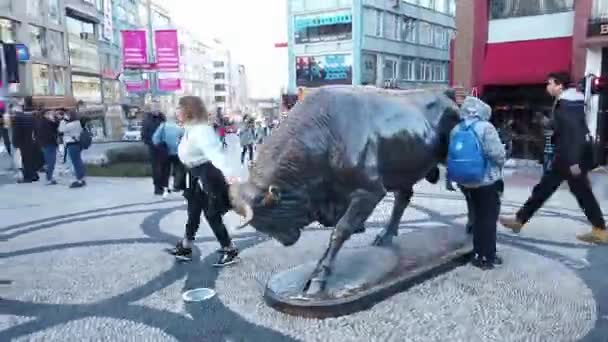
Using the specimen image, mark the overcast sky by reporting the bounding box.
[159,0,289,99]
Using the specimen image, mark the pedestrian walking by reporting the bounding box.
[447,96,506,270]
[167,96,240,266]
[141,106,168,195]
[1,107,12,157]
[152,119,186,197]
[34,110,61,185]
[11,97,39,183]
[59,111,86,188]
[500,72,607,244]
[239,119,255,165]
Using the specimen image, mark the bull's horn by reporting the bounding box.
[235,203,254,230]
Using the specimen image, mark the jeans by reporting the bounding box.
[66,143,85,181]
[517,167,605,228]
[42,145,58,181]
[241,144,253,164]
[467,182,501,259]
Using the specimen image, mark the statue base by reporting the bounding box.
[264,226,473,318]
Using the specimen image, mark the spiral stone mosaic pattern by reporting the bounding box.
[1,170,608,341]
[216,232,596,342]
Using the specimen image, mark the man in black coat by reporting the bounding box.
[141,108,167,195]
[11,97,39,183]
[500,72,607,244]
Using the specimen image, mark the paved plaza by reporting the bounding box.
[1,141,608,341]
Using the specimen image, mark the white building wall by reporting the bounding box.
[585,48,603,138]
[488,12,574,43]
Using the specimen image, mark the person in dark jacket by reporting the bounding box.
[34,110,61,185]
[500,72,607,244]
[141,107,168,195]
[11,97,39,183]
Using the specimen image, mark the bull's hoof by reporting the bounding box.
[353,225,366,235]
[303,278,326,297]
[373,228,397,246]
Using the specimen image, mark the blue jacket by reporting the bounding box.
[152,121,184,156]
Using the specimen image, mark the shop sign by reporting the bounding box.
[121,30,148,68]
[587,20,608,37]
[103,0,113,42]
[296,54,352,87]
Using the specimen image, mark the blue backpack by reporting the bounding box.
[447,120,487,184]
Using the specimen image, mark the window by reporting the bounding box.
[214,73,225,80]
[48,30,64,62]
[139,3,149,26]
[52,67,66,95]
[32,64,50,95]
[400,58,416,81]
[383,12,397,40]
[592,0,608,19]
[0,18,18,43]
[103,80,120,103]
[0,0,11,13]
[295,22,352,44]
[215,84,226,91]
[418,21,433,46]
[490,0,574,19]
[434,0,447,13]
[364,8,377,36]
[214,61,225,68]
[361,53,377,85]
[375,10,382,36]
[448,0,456,16]
[72,75,102,103]
[418,0,433,9]
[382,58,397,80]
[401,17,417,43]
[29,25,47,58]
[418,60,432,81]
[432,62,446,81]
[27,0,44,18]
[48,0,60,25]
[434,26,446,49]
[215,96,226,103]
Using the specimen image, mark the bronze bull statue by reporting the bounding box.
[230,86,461,296]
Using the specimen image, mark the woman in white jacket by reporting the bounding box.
[167,96,239,266]
[58,111,86,188]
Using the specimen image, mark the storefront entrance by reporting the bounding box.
[482,85,554,161]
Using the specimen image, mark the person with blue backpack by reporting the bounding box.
[447,96,506,270]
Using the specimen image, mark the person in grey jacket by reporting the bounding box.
[238,119,256,165]
[450,96,506,270]
[59,111,86,188]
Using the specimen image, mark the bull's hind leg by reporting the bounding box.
[373,189,414,246]
[304,188,384,297]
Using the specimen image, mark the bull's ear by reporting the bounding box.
[444,89,457,102]
[262,185,281,206]
[426,98,439,110]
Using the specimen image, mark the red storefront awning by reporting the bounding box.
[482,37,572,86]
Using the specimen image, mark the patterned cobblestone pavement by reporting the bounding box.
[1,141,607,341]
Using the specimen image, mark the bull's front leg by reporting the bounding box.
[304,189,384,296]
[373,189,414,246]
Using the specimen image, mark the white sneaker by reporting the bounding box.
[162,189,170,199]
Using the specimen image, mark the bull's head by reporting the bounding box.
[229,181,311,246]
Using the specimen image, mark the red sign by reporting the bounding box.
[158,76,182,92]
[274,42,288,48]
[121,30,148,68]
[154,30,180,72]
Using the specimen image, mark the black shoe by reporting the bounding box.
[472,255,494,270]
[69,180,85,188]
[168,241,192,261]
[154,188,164,195]
[491,255,503,266]
[213,247,240,267]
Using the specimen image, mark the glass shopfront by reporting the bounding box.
[296,54,353,87]
[66,16,100,74]
[72,75,102,103]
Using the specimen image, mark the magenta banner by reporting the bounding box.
[158,77,182,92]
[122,30,148,68]
[124,79,150,93]
[154,30,180,72]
